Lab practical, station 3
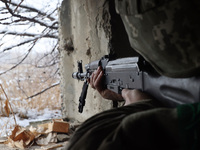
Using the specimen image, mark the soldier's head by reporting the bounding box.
[116,0,200,77]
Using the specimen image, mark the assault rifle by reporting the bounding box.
[72,55,200,113]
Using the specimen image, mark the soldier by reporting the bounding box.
[66,0,200,149]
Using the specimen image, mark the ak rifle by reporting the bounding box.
[72,55,200,113]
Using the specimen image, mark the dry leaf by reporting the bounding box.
[7,125,35,149]
[6,137,15,148]
[0,84,16,125]
[9,125,22,140]
[4,99,10,117]
[14,140,25,150]
[29,126,41,138]
[6,120,70,149]
[14,129,35,146]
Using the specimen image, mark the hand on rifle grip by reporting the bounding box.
[88,67,151,105]
[88,66,104,91]
[88,67,123,101]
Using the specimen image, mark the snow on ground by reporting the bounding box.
[0,0,63,138]
[0,62,61,138]
[0,64,61,138]
[0,108,61,137]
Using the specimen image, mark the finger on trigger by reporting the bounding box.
[94,71,103,90]
[90,73,95,89]
[93,69,100,81]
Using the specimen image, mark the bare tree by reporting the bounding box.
[0,0,61,99]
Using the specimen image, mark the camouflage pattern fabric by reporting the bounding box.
[65,100,180,150]
[66,100,200,150]
[115,0,200,78]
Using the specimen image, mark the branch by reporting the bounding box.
[35,42,59,68]
[13,0,24,13]
[0,39,37,75]
[2,38,36,52]
[2,0,57,30]
[0,18,28,25]
[0,16,12,22]
[16,79,28,97]
[6,0,56,21]
[25,82,60,99]
[0,31,58,38]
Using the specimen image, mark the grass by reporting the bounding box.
[0,63,61,137]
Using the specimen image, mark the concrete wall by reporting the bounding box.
[59,0,136,122]
[59,0,113,122]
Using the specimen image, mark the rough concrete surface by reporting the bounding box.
[59,0,113,122]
